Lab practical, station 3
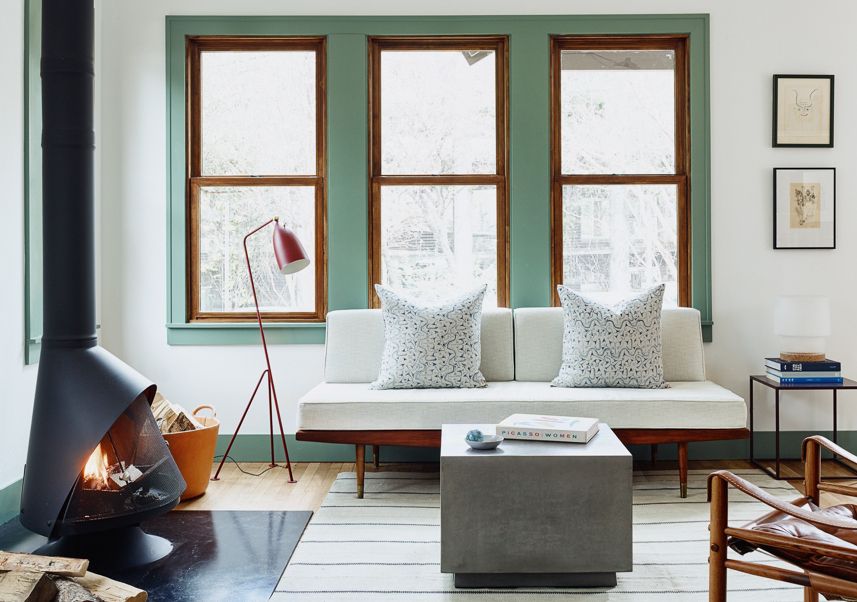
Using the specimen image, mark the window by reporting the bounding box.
[368,36,509,307]
[186,37,326,322]
[550,35,689,307]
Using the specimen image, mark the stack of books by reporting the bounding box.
[765,357,843,384]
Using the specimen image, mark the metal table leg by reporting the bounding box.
[749,377,755,464]
[775,389,781,479]
[828,388,857,478]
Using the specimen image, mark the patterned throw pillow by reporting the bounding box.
[370,285,488,390]
[552,285,668,389]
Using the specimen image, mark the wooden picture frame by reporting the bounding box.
[773,74,834,148]
[773,167,835,249]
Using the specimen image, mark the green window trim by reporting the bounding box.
[25,0,42,364]
[160,14,711,345]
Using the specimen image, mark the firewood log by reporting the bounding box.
[0,551,88,576]
[73,572,147,602]
[0,571,58,602]
[53,575,104,602]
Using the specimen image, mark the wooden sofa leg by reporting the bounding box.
[355,444,365,499]
[678,441,688,498]
[708,475,728,601]
[804,588,819,602]
[372,445,380,469]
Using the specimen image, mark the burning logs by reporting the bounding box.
[82,445,143,492]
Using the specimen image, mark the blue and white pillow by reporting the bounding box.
[552,285,668,389]
[370,285,487,390]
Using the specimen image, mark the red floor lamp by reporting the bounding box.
[212,217,310,483]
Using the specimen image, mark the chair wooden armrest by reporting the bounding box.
[707,470,857,531]
[710,455,857,602]
[802,435,857,504]
[802,435,857,466]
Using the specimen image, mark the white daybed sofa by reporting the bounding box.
[296,307,747,497]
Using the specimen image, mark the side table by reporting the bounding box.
[749,374,857,479]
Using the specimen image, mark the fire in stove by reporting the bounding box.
[54,395,185,536]
[83,442,143,491]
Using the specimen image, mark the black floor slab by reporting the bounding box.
[0,510,312,602]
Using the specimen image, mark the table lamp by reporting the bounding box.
[212,217,309,483]
[773,295,831,362]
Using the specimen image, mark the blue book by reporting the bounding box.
[765,357,841,372]
[767,369,841,379]
[766,371,843,385]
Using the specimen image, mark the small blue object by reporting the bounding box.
[465,429,484,442]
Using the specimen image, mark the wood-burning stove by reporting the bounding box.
[19,0,186,571]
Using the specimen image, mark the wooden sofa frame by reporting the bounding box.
[297,427,750,498]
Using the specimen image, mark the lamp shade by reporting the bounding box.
[272,220,310,275]
[773,295,831,337]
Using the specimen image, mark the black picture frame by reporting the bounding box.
[772,74,835,147]
[772,167,836,250]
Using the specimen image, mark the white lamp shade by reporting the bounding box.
[773,295,831,337]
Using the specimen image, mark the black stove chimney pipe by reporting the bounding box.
[41,0,97,347]
[20,0,182,539]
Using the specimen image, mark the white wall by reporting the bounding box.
[99,0,857,440]
[1,0,38,490]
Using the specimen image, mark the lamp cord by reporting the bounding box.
[212,454,290,478]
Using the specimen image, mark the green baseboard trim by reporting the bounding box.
[0,480,22,524]
[629,430,856,463]
[218,431,857,465]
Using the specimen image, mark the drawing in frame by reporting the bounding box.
[773,74,834,147]
[773,168,835,249]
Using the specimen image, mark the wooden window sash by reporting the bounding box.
[367,35,510,308]
[549,34,691,307]
[185,36,327,322]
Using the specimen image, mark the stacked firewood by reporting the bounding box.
[0,551,146,601]
[150,392,202,434]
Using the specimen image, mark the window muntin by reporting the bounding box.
[551,36,689,307]
[187,37,326,322]
[369,37,509,307]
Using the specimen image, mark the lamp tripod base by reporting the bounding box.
[211,369,297,483]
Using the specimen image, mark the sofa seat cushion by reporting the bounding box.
[297,380,746,431]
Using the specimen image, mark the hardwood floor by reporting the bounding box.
[177,459,857,512]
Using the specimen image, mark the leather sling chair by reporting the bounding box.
[708,436,857,602]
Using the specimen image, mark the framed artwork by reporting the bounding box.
[773,74,834,147]
[773,168,835,249]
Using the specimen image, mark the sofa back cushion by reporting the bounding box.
[514,307,706,382]
[324,308,514,383]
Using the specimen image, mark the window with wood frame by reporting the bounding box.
[550,35,689,307]
[186,37,326,322]
[368,36,509,307]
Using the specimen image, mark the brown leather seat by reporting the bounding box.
[731,505,857,583]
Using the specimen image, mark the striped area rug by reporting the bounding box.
[274,469,804,601]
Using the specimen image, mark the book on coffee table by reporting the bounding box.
[496,414,599,443]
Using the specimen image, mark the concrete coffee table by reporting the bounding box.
[440,423,632,588]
